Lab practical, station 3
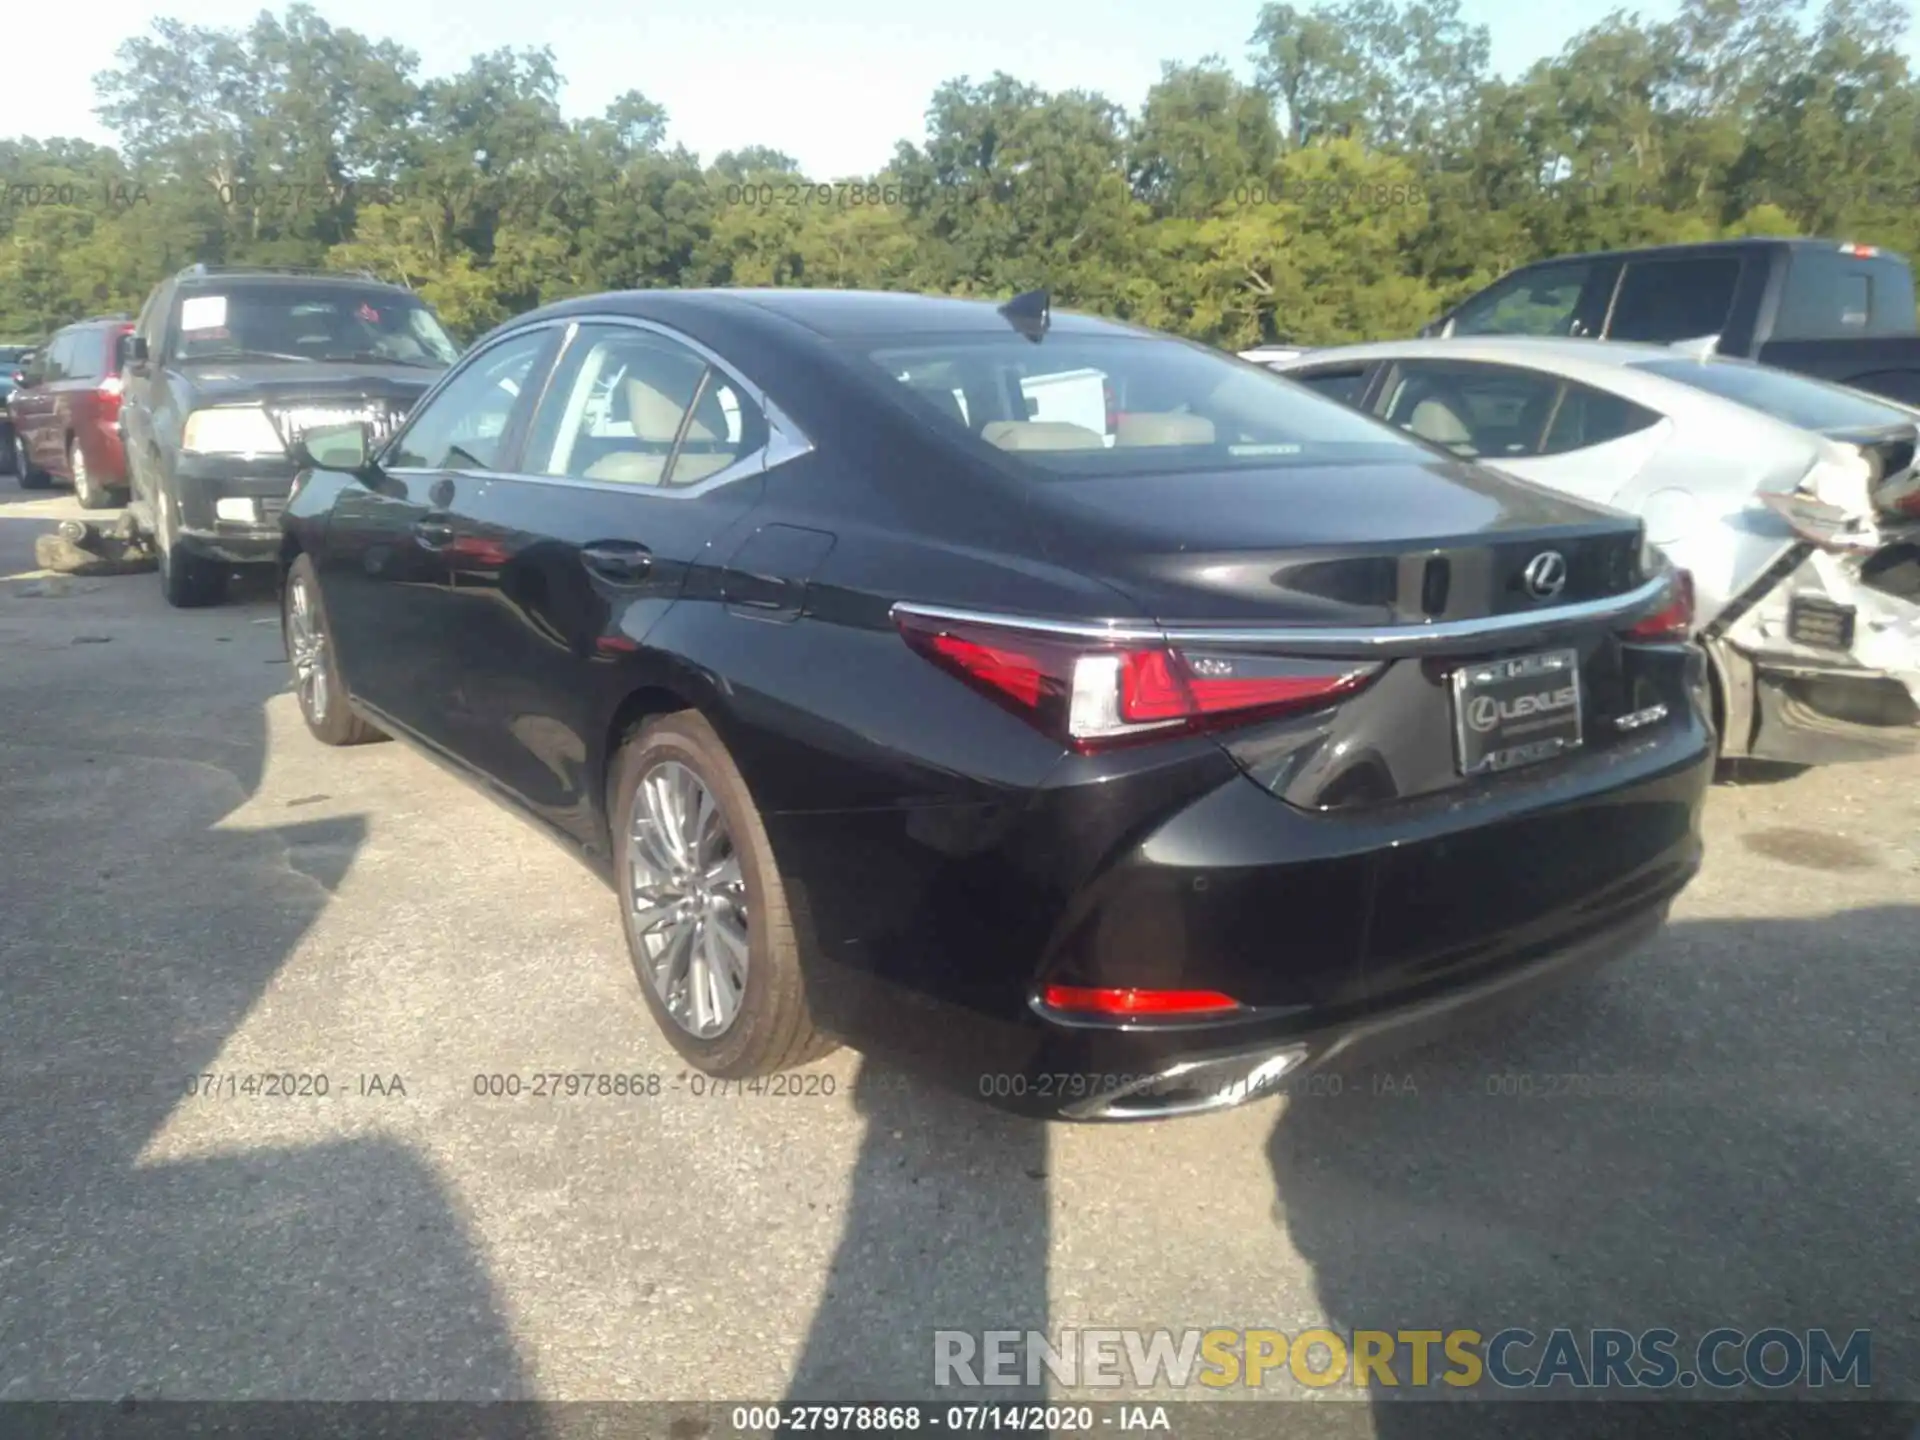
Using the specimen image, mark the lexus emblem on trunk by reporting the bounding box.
[1522,550,1568,600]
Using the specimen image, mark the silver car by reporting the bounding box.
[1258,336,1920,768]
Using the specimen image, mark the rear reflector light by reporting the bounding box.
[1041,984,1241,1017]
[98,375,123,397]
[1624,569,1694,641]
[896,610,1381,751]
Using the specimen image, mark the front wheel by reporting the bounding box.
[612,712,836,1077]
[283,553,385,746]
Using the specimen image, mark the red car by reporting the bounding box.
[9,314,135,508]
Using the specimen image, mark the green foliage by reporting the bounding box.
[2,0,1917,344]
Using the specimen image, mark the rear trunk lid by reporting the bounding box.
[1029,454,1643,626]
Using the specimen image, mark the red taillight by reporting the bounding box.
[1041,984,1241,1017]
[895,610,1379,751]
[1840,243,1880,257]
[1624,569,1694,641]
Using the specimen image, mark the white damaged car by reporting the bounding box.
[1262,337,1920,767]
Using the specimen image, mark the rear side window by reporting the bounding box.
[42,333,74,382]
[1634,356,1919,431]
[862,332,1420,477]
[523,324,765,487]
[1538,385,1663,456]
[66,328,106,382]
[1773,249,1918,339]
[1606,258,1742,342]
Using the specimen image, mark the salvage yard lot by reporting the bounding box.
[1,488,1917,1410]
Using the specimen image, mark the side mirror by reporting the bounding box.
[295,420,373,473]
[8,371,23,388]
[122,334,148,367]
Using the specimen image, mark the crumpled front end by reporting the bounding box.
[1708,437,1920,764]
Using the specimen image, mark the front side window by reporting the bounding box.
[523,324,765,486]
[386,330,551,471]
[42,333,74,382]
[169,284,460,368]
[1286,365,1371,405]
[1450,263,1603,338]
[862,332,1420,478]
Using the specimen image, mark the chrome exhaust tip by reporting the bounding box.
[1060,1044,1311,1121]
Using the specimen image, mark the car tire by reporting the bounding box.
[282,553,385,746]
[70,439,112,510]
[155,497,228,607]
[14,435,50,490]
[611,711,838,1078]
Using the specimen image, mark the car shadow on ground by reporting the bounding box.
[782,1057,1052,1404]
[1266,907,1920,1438]
[0,560,544,1424]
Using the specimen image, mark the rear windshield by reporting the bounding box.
[859,332,1424,475]
[1633,356,1919,433]
[170,285,459,368]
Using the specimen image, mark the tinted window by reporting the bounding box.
[387,330,549,470]
[1539,384,1663,456]
[1606,258,1742,342]
[524,324,764,486]
[1378,361,1563,457]
[169,284,459,367]
[1633,356,1919,432]
[861,333,1420,477]
[1451,262,1602,337]
[65,328,105,381]
[1289,366,1369,405]
[1773,249,1917,339]
[42,334,74,381]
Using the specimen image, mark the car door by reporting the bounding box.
[53,326,106,476]
[122,285,169,513]
[318,324,559,749]
[17,333,67,470]
[432,318,775,843]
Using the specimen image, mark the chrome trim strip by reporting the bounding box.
[892,573,1674,657]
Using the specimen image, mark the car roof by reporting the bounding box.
[175,272,416,296]
[519,287,1136,341]
[1280,335,1721,374]
[1497,236,1907,268]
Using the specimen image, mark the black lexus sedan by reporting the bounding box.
[278,287,1714,1120]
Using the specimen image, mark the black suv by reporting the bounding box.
[122,265,460,606]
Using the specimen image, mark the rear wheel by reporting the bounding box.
[70,439,112,510]
[283,553,385,746]
[14,435,50,490]
[612,712,836,1077]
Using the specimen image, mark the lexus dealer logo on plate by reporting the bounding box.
[1522,550,1568,600]
[1467,696,1503,732]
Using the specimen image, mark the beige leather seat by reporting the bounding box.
[1115,412,1215,447]
[980,420,1106,451]
[1407,396,1474,449]
[583,370,734,484]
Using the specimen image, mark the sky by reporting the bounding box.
[6,0,1918,179]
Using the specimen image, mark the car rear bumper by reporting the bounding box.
[785,704,1713,1121]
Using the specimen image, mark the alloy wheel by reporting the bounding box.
[70,443,93,504]
[628,759,749,1038]
[286,574,329,723]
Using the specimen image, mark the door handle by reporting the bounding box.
[412,515,455,548]
[580,540,653,582]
